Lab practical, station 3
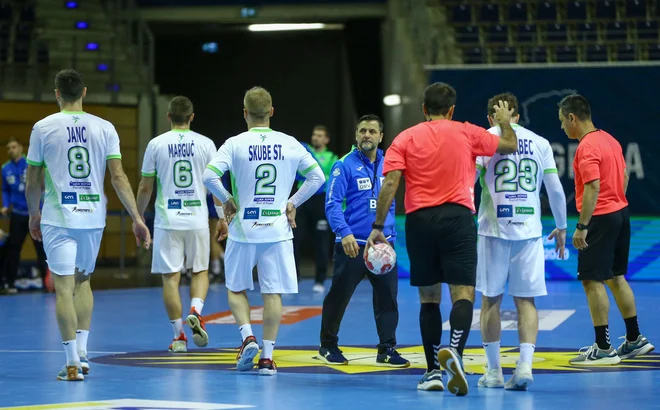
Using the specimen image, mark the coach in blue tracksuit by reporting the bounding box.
[318,114,409,367]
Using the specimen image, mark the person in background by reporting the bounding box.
[293,125,338,293]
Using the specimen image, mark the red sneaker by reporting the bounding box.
[236,335,259,372]
[258,358,277,376]
[186,308,209,348]
[168,332,187,353]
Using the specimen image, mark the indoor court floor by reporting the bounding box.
[0,279,659,410]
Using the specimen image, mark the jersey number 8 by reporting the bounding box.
[68,146,91,179]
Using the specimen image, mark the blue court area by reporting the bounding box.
[1,279,659,410]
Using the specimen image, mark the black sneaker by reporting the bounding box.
[376,347,410,368]
[318,346,348,365]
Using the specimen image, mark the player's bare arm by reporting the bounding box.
[25,164,44,242]
[108,159,152,249]
[364,170,400,258]
[493,100,517,154]
[136,175,155,220]
[573,179,600,250]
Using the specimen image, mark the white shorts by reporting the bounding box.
[225,239,297,294]
[41,224,104,276]
[476,235,547,298]
[152,228,210,274]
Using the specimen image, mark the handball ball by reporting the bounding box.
[365,243,396,275]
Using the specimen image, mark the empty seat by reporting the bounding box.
[606,22,628,41]
[595,1,617,20]
[586,44,608,61]
[13,41,29,63]
[524,46,548,62]
[576,23,598,42]
[479,3,499,22]
[555,45,578,62]
[19,4,35,22]
[463,47,485,64]
[36,41,49,64]
[508,1,528,21]
[0,22,9,41]
[536,1,557,20]
[494,46,517,63]
[455,25,480,44]
[649,44,660,60]
[625,0,646,18]
[0,2,11,21]
[637,21,658,41]
[487,24,509,44]
[566,1,587,21]
[15,23,32,42]
[451,4,472,23]
[616,44,637,61]
[517,24,537,43]
[546,24,568,43]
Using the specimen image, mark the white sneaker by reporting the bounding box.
[312,283,325,293]
[505,362,533,390]
[478,366,504,388]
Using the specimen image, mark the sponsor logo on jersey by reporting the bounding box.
[244,207,259,219]
[505,193,527,201]
[333,168,341,176]
[357,178,372,191]
[261,209,281,217]
[516,206,535,215]
[497,205,513,218]
[168,199,182,209]
[79,194,100,202]
[71,207,93,213]
[252,221,272,227]
[62,192,77,204]
[176,211,193,216]
[6,175,15,185]
[255,197,275,204]
[69,181,92,190]
[507,220,527,226]
[184,200,202,207]
[175,189,195,196]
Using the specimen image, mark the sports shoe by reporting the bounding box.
[417,369,444,391]
[258,358,277,376]
[79,354,90,375]
[236,335,259,372]
[57,363,84,381]
[318,346,348,365]
[186,308,209,348]
[376,347,410,368]
[438,347,468,396]
[569,343,621,365]
[168,332,188,353]
[505,361,533,390]
[478,366,504,388]
[616,335,655,360]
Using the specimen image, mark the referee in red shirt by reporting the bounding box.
[557,94,654,366]
[365,82,518,396]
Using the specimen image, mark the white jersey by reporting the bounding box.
[26,111,122,229]
[141,129,217,230]
[476,124,557,240]
[207,127,319,243]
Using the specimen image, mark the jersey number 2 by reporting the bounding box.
[494,158,538,192]
[68,147,90,179]
[255,163,276,195]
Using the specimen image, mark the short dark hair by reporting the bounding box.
[487,92,519,117]
[6,137,20,145]
[558,94,591,121]
[423,82,457,116]
[313,125,329,137]
[357,114,383,133]
[55,69,85,102]
[168,96,194,125]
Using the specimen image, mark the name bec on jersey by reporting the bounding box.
[249,144,285,161]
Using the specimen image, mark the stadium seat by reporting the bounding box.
[15,23,32,43]
[546,24,568,43]
[606,22,628,42]
[576,23,598,42]
[487,24,509,44]
[13,41,29,63]
[566,1,587,21]
[36,41,49,64]
[637,21,659,41]
[450,4,472,23]
[595,1,617,20]
[19,3,35,22]
[585,44,609,61]
[455,25,480,45]
[507,1,528,22]
[517,24,537,43]
[649,44,660,60]
[0,2,11,21]
[625,0,646,18]
[536,1,557,21]
[479,3,499,22]
[524,46,547,62]
[555,45,578,62]
[462,47,486,64]
[616,44,637,61]
[494,46,517,63]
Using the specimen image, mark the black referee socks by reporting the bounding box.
[449,299,473,357]
[420,303,441,372]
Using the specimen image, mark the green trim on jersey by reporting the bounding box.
[106,154,122,160]
[478,167,499,236]
[44,168,65,225]
[155,177,170,228]
[249,127,272,132]
[2,160,9,169]
[207,164,223,177]
[141,171,156,177]
[61,111,86,114]
[300,162,319,176]
[171,129,191,133]
[26,159,44,166]
[229,172,247,241]
[544,168,558,174]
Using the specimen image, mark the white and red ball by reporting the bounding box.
[365,243,396,275]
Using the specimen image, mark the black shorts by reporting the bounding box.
[405,203,477,287]
[577,207,630,281]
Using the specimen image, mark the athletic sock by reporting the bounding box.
[191,298,204,314]
[170,318,183,338]
[595,325,611,350]
[76,330,89,356]
[519,343,535,365]
[239,324,253,342]
[624,316,640,342]
[63,340,80,365]
[449,299,473,357]
[483,341,501,370]
[262,340,276,360]
[419,303,441,372]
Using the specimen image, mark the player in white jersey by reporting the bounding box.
[25,69,151,381]
[203,87,325,376]
[136,96,218,353]
[475,93,567,390]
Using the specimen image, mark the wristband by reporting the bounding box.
[215,205,225,219]
[372,223,384,230]
[576,223,588,231]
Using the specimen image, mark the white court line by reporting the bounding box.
[0,350,126,354]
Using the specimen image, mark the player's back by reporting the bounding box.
[143,130,216,230]
[477,124,556,240]
[29,111,120,229]
[221,128,310,243]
